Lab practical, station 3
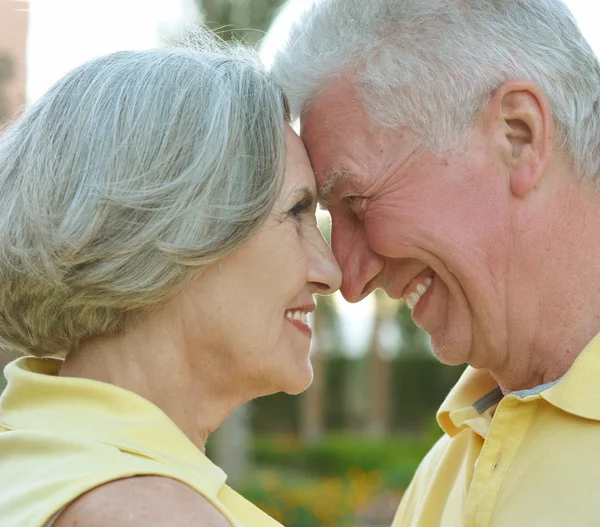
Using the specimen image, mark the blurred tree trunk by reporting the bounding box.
[367,311,386,436]
[0,348,20,394]
[300,347,325,444]
[344,357,369,432]
[300,288,345,442]
[300,304,326,444]
[0,54,15,127]
[366,290,393,437]
[211,403,251,487]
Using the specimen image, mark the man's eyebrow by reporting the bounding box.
[318,169,355,209]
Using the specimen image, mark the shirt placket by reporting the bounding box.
[463,395,541,527]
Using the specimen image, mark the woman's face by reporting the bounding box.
[173,126,341,396]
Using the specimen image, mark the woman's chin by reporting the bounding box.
[280,364,314,395]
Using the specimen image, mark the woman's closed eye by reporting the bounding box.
[288,194,314,222]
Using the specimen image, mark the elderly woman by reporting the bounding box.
[0,32,341,527]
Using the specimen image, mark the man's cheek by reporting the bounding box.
[365,212,406,257]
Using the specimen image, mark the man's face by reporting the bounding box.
[302,82,516,368]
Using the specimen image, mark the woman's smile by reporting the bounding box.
[284,307,314,338]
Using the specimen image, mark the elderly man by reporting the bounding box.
[272,0,600,525]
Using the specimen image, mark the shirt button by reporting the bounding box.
[492,455,501,471]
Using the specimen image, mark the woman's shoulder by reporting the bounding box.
[53,476,233,527]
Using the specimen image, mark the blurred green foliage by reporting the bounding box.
[242,467,387,527]
[252,355,466,435]
[253,432,440,485]
[198,0,286,46]
[239,431,442,527]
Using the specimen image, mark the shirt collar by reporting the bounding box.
[0,357,227,493]
[437,332,600,437]
[540,332,600,421]
[437,366,500,438]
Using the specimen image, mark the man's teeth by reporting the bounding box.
[285,310,309,324]
[404,277,433,311]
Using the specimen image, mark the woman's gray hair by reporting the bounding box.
[272,0,600,179]
[0,30,290,357]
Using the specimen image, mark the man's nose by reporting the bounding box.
[332,221,384,303]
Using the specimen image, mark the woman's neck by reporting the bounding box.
[59,323,244,453]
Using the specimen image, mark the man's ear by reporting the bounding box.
[485,80,554,198]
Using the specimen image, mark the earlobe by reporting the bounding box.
[491,80,554,198]
[509,154,543,198]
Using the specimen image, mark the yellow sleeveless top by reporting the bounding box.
[0,357,283,527]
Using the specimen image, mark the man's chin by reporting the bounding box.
[430,337,471,367]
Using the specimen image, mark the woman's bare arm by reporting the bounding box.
[53,476,232,527]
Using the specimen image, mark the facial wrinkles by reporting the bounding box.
[417,179,507,367]
[492,204,537,372]
[361,153,429,256]
[310,118,384,204]
[360,150,483,321]
[275,221,305,263]
[321,147,422,297]
[303,86,521,374]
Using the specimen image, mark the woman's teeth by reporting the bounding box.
[285,310,309,324]
[404,276,433,310]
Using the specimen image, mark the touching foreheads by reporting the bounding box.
[272,0,600,180]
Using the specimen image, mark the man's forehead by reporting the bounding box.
[301,78,424,209]
[301,91,371,209]
[301,78,368,143]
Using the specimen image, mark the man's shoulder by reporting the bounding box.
[53,476,232,527]
[413,433,454,480]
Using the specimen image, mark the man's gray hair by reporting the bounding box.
[272,0,600,179]
[0,31,289,357]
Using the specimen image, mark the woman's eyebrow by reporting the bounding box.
[291,186,316,204]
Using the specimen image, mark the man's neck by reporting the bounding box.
[493,173,600,394]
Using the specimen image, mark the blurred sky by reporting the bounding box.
[26,0,600,107]
[26,0,198,103]
[24,0,600,357]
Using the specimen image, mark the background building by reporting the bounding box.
[0,0,28,125]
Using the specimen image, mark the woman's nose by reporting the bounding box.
[308,230,342,295]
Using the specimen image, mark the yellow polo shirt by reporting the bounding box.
[0,357,282,527]
[393,332,600,527]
